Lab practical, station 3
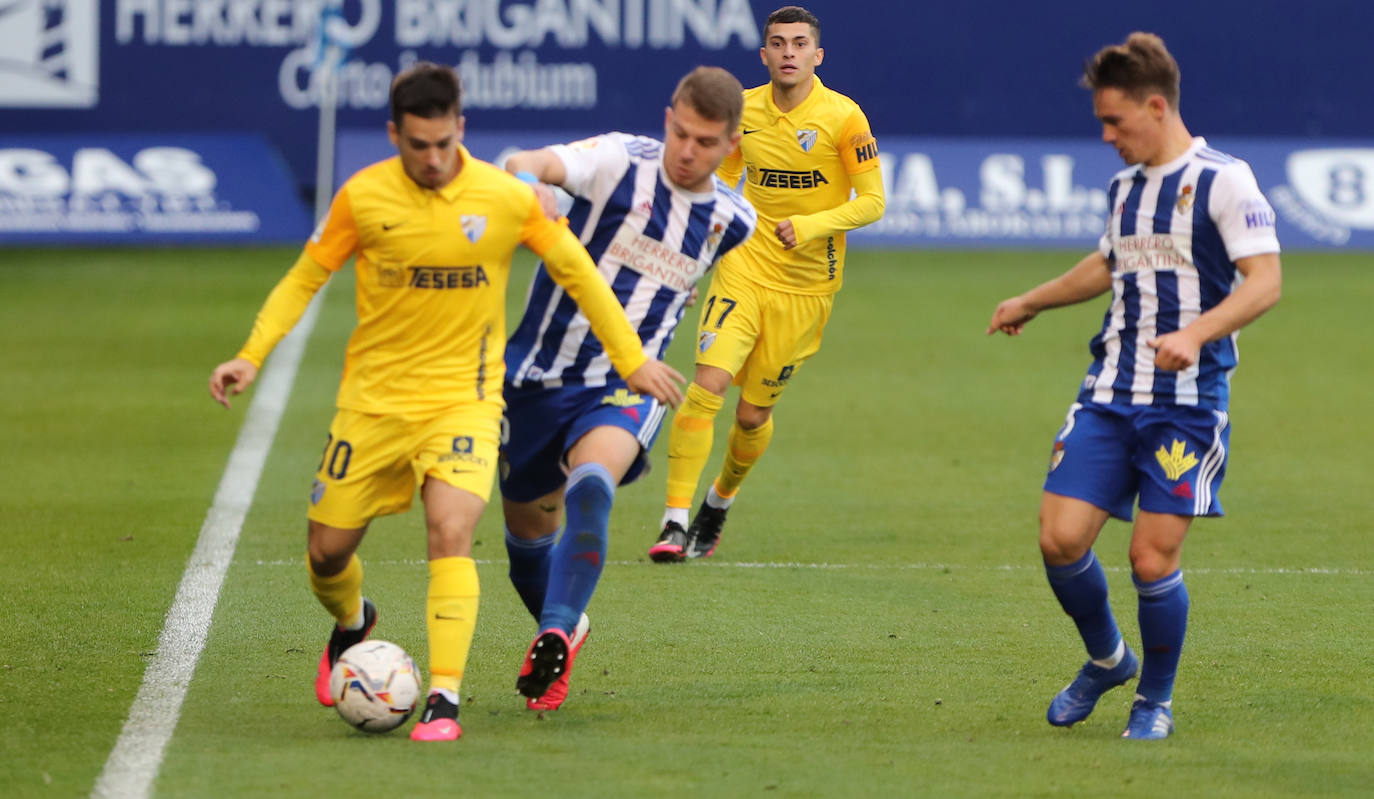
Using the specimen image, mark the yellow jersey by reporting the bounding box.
[239,147,646,414]
[718,76,884,295]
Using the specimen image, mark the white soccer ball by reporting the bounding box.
[329,640,421,733]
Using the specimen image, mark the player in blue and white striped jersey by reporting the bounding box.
[499,66,757,711]
[987,33,1281,741]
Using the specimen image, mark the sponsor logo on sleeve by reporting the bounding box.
[852,134,879,164]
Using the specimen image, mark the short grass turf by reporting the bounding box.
[1,247,1371,798]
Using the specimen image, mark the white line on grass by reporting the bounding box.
[245,558,1373,576]
[92,291,327,799]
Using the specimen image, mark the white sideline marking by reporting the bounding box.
[93,292,326,799]
[245,558,1373,577]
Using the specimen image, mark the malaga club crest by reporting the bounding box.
[461,215,486,243]
[796,129,818,152]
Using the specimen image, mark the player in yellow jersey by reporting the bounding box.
[649,6,886,562]
[207,63,683,742]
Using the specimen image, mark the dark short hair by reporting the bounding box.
[1081,32,1181,109]
[671,66,745,133]
[764,6,820,45]
[389,62,461,127]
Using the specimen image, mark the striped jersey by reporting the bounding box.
[506,133,757,388]
[1082,137,1279,411]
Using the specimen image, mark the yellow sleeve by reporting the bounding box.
[715,144,744,190]
[837,108,881,177]
[303,184,358,270]
[789,163,886,244]
[236,252,332,368]
[521,198,649,379]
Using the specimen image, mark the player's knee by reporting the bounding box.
[735,401,772,429]
[426,516,475,558]
[691,366,732,396]
[1127,544,1178,582]
[306,542,351,576]
[1038,527,1090,566]
[306,522,358,575]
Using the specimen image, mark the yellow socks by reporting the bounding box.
[426,556,480,695]
[715,416,774,498]
[666,383,724,509]
[308,553,363,628]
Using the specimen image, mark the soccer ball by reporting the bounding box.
[329,640,421,733]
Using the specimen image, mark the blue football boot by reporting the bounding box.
[1121,697,1174,740]
[1046,645,1140,726]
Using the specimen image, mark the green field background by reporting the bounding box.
[1,248,1370,797]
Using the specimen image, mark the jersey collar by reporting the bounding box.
[435,144,473,203]
[655,158,720,203]
[1138,136,1206,178]
[765,75,825,123]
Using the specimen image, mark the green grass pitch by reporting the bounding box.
[1,247,1371,797]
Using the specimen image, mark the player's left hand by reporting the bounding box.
[1148,330,1202,371]
[625,359,686,408]
[775,219,798,250]
[685,285,700,307]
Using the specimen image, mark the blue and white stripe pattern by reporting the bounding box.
[507,133,757,388]
[1082,138,1279,412]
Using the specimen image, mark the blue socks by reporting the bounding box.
[1135,570,1189,704]
[540,463,614,636]
[1045,550,1122,660]
[506,527,555,618]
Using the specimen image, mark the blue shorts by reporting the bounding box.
[1043,402,1231,521]
[499,380,666,503]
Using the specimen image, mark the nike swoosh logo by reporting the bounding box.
[742,128,762,135]
[434,614,465,620]
[450,468,478,474]
[382,222,403,231]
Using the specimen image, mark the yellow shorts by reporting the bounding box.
[693,264,834,407]
[307,403,502,529]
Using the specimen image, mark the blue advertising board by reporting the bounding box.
[0,134,311,245]
[861,137,1374,251]
[336,128,1374,251]
[4,0,1371,201]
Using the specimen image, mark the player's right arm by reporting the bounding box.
[986,251,1113,336]
[505,148,568,186]
[504,148,566,219]
[208,253,332,407]
[210,185,356,408]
